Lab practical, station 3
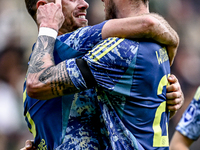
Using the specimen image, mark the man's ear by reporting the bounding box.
[36,0,48,9]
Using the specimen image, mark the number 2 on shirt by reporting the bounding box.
[153,74,170,147]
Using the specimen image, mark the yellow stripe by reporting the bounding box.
[23,77,27,103]
[89,38,114,59]
[194,86,200,101]
[23,77,36,138]
[26,111,36,138]
[23,89,27,103]
[93,38,124,62]
[89,39,110,53]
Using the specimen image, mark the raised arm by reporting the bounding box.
[26,0,79,100]
[102,13,179,65]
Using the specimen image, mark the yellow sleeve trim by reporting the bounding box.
[26,111,36,138]
[194,86,200,101]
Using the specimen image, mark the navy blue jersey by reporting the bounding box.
[67,37,171,149]
[23,21,110,149]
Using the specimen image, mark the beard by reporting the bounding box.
[62,16,81,33]
[61,14,87,34]
[105,0,117,20]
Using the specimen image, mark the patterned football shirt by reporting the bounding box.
[23,21,110,150]
[176,86,200,140]
[66,37,171,150]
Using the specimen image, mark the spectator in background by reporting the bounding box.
[0,45,31,150]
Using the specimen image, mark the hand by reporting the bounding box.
[36,0,65,31]
[20,140,36,150]
[166,74,184,118]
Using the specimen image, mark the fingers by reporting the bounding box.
[55,0,62,5]
[167,101,182,111]
[166,95,181,105]
[36,0,64,31]
[20,140,34,150]
[166,74,184,112]
[25,140,33,148]
[166,93,183,111]
[167,74,179,93]
[168,74,177,84]
[167,82,179,93]
[166,90,184,111]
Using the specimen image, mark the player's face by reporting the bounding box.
[102,0,117,20]
[60,0,89,33]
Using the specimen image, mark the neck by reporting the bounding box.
[116,1,149,18]
[58,31,64,36]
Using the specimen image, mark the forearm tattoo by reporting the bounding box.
[27,35,78,97]
[28,36,55,76]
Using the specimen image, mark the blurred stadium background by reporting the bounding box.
[0,0,199,149]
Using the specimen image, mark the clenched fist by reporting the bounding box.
[36,0,64,31]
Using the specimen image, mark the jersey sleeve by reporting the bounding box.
[176,86,200,140]
[56,21,108,52]
[83,38,139,95]
[65,37,139,96]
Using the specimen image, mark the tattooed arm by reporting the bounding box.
[26,0,79,100]
[26,35,79,100]
[27,0,182,104]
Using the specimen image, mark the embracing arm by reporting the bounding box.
[102,13,179,65]
[27,0,181,101]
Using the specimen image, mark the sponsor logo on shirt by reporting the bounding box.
[38,139,47,150]
[183,104,196,124]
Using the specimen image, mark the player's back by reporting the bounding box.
[122,39,170,149]
[83,37,171,149]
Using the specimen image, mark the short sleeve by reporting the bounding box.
[65,37,139,95]
[65,58,88,91]
[176,86,200,140]
[82,38,139,95]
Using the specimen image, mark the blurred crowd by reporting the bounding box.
[0,0,199,149]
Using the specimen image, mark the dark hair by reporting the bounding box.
[143,0,149,4]
[24,0,39,21]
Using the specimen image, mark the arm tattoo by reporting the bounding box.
[27,35,78,98]
[44,62,78,97]
[28,36,55,74]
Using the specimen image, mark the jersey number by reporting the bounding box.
[153,74,169,147]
